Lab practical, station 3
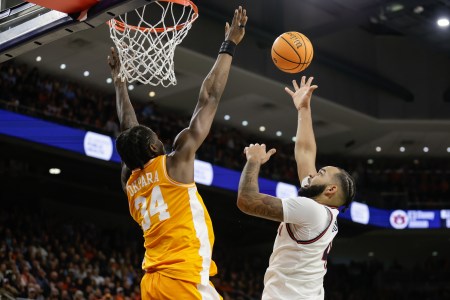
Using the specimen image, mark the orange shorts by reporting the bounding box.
[141,272,223,300]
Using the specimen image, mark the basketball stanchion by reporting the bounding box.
[108,0,198,87]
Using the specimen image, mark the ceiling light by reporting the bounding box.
[242,120,248,126]
[36,56,42,62]
[399,146,405,152]
[106,78,112,84]
[437,18,450,27]
[292,136,296,142]
[386,3,404,12]
[128,84,134,91]
[423,146,429,153]
[367,159,374,165]
[368,251,374,257]
[224,115,230,121]
[413,6,424,14]
[276,131,282,137]
[259,126,266,132]
[447,147,450,153]
[149,91,156,97]
[432,251,438,257]
[49,168,61,175]
[375,146,381,152]
[83,71,90,77]
[60,63,66,70]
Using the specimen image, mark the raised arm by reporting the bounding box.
[108,47,139,191]
[171,7,247,160]
[285,76,318,184]
[237,144,283,222]
[108,47,139,132]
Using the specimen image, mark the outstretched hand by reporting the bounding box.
[244,144,276,165]
[285,76,318,110]
[107,47,123,84]
[225,6,248,45]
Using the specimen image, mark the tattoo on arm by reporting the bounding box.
[237,160,283,222]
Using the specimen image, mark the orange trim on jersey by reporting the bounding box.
[162,155,196,188]
[286,207,333,245]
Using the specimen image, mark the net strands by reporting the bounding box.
[109,0,198,87]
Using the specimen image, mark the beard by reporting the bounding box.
[298,184,327,199]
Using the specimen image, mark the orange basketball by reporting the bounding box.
[271,32,314,73]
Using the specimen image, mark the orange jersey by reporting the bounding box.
[126,155,217,285]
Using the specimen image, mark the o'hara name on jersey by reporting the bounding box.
[127,171,159,196]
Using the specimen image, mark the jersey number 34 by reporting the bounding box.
[134,186,171,231]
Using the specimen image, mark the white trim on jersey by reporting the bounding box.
[188,187,212,286]
[197,283,222,300]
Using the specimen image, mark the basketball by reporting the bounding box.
[271,31,314,73]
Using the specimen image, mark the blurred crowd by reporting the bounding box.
[1,206,449,300]
[1,61,450,209]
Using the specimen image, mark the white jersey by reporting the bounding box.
[262,197,339,300]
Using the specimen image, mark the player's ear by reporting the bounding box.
[149,143,159,153]
[324,185,337,198]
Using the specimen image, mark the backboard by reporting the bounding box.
[0,0,154,63]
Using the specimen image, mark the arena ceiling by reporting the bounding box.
[3,0,450,156]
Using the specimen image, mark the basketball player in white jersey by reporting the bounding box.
[237,76,355,300]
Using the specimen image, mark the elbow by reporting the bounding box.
[236,194,249,214]
[201,77,222,102]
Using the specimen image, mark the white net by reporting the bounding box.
[108,0,198,87]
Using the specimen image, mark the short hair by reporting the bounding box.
[334,168,356,212]
[116,125,157,170]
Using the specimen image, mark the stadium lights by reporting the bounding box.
[367,159,374,165]
[36,56,42,62]
[375,146,381,152]
[149,91,156,97]
[437,18,450,27]
[276,131,282,137]
[83,71,90,77]
[423,147,429,153]
[447,147,450,153]
[413,6,424,14]
[242,120,248,126]
[106,78,112,84]
[224,115,230,121]
[259,126,266,132]
[292,136,296,142]
[128,84,134,91]
[60,64,66,70]
[399,146,405,152]
[49,168,61,175]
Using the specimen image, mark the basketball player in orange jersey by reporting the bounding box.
[237,77,355,300]
[107,6,247,300]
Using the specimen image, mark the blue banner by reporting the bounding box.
[1,109,449,230]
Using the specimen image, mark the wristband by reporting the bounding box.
[219,40,237,57]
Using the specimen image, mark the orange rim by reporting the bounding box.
[107,0,198,33]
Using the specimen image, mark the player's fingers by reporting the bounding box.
[306,76,314,86]
[225,22,230,32]
[241,9,247,24]
[301,76,306,86]
[242,15,248,26]
[232,8,238,24]
[310,85,318,91]
[268,148,277,156]
[292,80,300,91]
[285,87,294,96]
[244,147,248,154]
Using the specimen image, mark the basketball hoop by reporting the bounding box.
[108,0,198,87]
